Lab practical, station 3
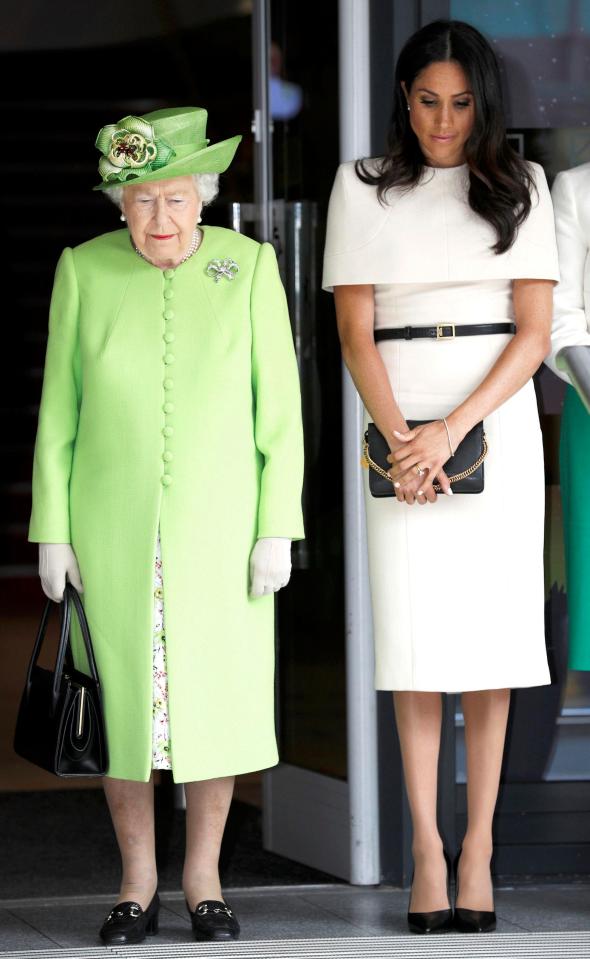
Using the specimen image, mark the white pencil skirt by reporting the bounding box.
[364,279,551,692]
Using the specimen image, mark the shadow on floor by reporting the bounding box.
[0,788,340,900]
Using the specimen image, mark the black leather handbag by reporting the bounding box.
[363,420,487,497]
[14,583,108,777]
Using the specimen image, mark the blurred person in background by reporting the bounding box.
[545,165,590,673]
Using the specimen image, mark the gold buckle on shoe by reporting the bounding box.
[436,324,455,340]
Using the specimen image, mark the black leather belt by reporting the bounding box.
[374,322,516,342]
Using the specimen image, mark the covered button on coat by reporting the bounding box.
[29,226,305,783]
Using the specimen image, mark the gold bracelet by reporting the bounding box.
[441,417,455,457]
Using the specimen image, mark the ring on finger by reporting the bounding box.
[414,464,426,477]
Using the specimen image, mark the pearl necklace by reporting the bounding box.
[132,228,203,267]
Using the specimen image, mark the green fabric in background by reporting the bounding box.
[560,384,590,671]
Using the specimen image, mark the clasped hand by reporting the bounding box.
[387,420,453,505]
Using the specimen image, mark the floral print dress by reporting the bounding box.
[152,530,172,769]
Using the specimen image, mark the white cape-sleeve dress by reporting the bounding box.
[323,160,559,692]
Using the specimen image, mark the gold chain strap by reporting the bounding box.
[362,433,488,493]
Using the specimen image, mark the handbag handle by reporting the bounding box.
[26,584,100,714]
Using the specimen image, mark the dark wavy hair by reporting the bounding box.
[356,19,534,254]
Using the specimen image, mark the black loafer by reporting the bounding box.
[187,899,240,941]
[99,892,160,945]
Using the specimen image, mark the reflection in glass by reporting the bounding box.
[452,0,590,127]
[270,0,346,779]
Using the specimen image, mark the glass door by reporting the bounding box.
[249,0,353,880]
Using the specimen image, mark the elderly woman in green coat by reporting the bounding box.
[28,106,304,945]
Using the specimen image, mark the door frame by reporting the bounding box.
[260,0,381,885]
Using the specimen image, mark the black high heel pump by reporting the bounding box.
[453,848,497,933]
[407,848,454,935]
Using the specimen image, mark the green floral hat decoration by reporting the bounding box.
[93,106,241,190]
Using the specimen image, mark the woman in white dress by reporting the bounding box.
[323,20,558,934]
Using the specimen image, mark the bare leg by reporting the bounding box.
[103,776,158,909]
[182,776,235,911]
[393,692,449,912]
[458,688,511,910]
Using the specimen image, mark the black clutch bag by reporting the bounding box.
[14,583,108,777]
[363,420,487,497]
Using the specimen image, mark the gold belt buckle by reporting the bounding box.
[436,323,455,340]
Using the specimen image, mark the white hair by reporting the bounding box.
[103,172,219,210]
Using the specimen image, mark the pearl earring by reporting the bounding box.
[197,215,202,224]
[120,213,126,222]
[407,104,410,112]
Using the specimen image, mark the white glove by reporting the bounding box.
[38,543,84,603]
[249,537,292,598]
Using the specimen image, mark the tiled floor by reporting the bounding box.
[1,882,590,952]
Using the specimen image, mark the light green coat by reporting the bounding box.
[29,226,304,783]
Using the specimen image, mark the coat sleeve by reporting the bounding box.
[251,242,305,540]
[29,247,82,543]
[545,170,590,382]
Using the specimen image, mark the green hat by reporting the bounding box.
[93,106,242,191]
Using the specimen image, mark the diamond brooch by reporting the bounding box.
[206,258,239,282]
